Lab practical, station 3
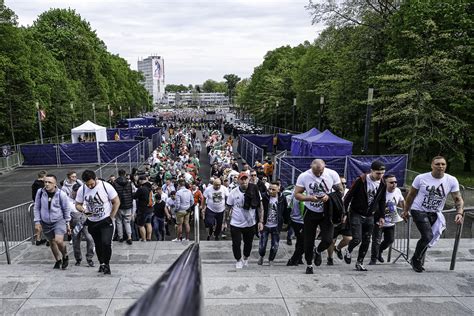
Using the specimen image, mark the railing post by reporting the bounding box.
[291,166,295,185]
[0,219,11,264]
[450,214,464,271]
[194,205,200,244]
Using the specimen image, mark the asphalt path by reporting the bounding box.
[0,164,102,209]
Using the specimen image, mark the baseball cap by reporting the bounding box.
[371,160,386,171]
[238,172,249,180]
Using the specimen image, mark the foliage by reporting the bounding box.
[0,6,150,144]
[236,0,473,169]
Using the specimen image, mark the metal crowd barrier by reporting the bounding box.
[388,206,474,271]
[126,204,202,316]
[0,202,35,264]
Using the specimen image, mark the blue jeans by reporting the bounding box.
[258,226,280,261]
[152,216,165,241]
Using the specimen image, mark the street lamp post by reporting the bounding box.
[35,101,44,144]
[120,105,123,119]
[292,98,296,131]
[128,106,131,118]
[362,88,374,153]
[318,96,324,131]
[107,104,111,128]
[70,102,75,128]
[92,102,96,123]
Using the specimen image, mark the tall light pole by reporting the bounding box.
[318,96,324,131]
[128,106,131,118]
[107,104,111,128]
[362,88,374,153]
[70,102,75,128]
[120,105,123,119]
[92,102,96,123]
[35,101,44,144]
[292,98,296,131]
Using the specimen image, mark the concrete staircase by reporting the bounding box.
[0,239,473,315]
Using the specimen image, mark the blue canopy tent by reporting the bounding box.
[290,128,320,156]
[303,129,353,156]
[277,133,295,151]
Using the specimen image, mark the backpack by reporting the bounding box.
[148,189,154,208]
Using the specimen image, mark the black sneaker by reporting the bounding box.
[287,239,292,246]
[410,257,423,273]
[126,239,133,245]
[344,250,352,264]
[118,238,124,243]
[53,259,62,269]
[214,236,219,241]
[87,260,95,267]
[327,257,334,266]
[355,261,368,271]
[286,259,298,266]
[297,258,304,265]
[368,259,376,265]
[103,264,111,275]
[98,264,105,273]
[334,248,343,260]
[46,241,50,247]
[75,260,81,266]
[313,250,322,267]
[207,235,211,241]
[36,239,47,246]
[305,266,314,274]
[61,256,69,270]
[377,253,385,263]
[257,256,264,265]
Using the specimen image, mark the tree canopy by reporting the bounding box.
[0,6,151,145]
[236,0,473,170]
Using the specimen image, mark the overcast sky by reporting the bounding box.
[7,0,324,85]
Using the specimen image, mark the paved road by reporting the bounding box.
[0,164,102,209]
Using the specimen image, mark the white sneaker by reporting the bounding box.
[184,239,190,242]
[235,260,244,269]
[172,238,180,242]
[243,259,249,267]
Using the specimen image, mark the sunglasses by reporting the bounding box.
[342,182,347,185]
[251,174,257,176]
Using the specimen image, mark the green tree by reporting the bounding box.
[223,74,241,104]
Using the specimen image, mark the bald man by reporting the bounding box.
[202,178,230,240]
[294,159,342,274]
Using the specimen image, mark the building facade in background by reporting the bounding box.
[137,55,165,105]
[166,92,229,106]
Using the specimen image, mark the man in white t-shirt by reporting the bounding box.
[402,156,464,272]
[75,170,120,275]
[294,159,342,274]
[226,172,263,269]
[369,174,404,265]
[202,178,229,240]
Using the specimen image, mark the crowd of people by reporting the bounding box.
[32,117,465,276]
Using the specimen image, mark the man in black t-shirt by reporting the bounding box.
[152,193,171,241]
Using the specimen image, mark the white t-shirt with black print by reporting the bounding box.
[203,186,229,213]
[366,175,381,207]
[384,188,404,227]
[411,172,459,212]
[227,187,256,228]
[75,180,118,222]
[266,196,278,228]
[295,168,340,213]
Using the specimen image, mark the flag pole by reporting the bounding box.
[36,102,44,144]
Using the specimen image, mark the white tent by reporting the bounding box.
[71,120,108,144]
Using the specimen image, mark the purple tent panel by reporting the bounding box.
[290,128,320,156]
[241,134,274,152]
[277,133,295,151]
[303,130,353,157]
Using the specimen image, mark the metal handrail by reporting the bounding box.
[125,243,202,316]
[388,206,473,271]
[194,204,200,244]
[0,202,35,264]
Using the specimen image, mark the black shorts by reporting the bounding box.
[333,220,351,238]
[136,212,153,226]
